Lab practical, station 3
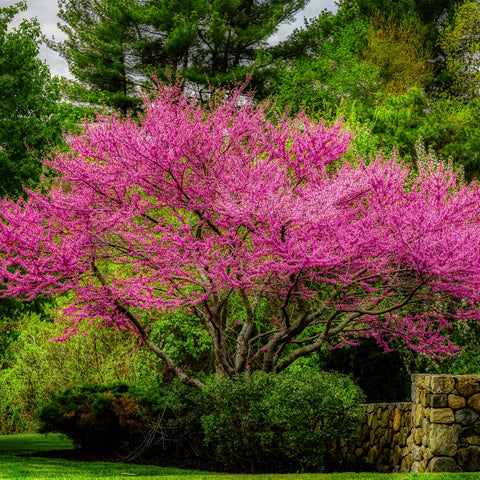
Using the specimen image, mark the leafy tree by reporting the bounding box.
[1,84,480,389]
[185,0,309,88]
[438,0,480,99]
[0,311,141,434]
[362,16,433,95]
[271,12,378,119]
[0,2,63,197]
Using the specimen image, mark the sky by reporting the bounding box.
[6,0,338,79]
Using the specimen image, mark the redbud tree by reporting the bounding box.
[1,84,480,389]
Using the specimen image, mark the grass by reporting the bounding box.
[1,434,480,479]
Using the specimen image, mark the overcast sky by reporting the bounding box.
[7,0,338,79]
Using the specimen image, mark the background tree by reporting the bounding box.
[270,11,378,119]
[1,84,480,389]
[362,16,433,95]
[185,0,309,90]
[0,2,63,197]
[438,1,480,100]
[48,0,141,114]
[50,0,310,107]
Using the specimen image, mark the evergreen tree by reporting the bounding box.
[48,0,141,113]
[50,0,310,106]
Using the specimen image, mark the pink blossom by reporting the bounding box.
[1,83,480,387]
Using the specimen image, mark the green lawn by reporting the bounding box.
[1,434,480,479]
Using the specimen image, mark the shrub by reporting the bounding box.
[38,371,364,471]
[201,370,365,471]
[38,382,151,453]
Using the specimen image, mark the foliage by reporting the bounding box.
[438,1,480,99]
[1,83,480,389]
[362,16,433,95]
[202,370,364,471]
[0,1,63,197]
[38,382,150,452]
[271,13,378,120]
[0,312,141,434]
[139,377,212,457]
[47,0,141,114]
[147,310,213,378]
[38,370,363,472]
[49,0,310,109]
[357,90,480,178]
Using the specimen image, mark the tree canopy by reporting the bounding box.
[48,0,309,111]
[0,1,62,197]
[1,84,480,388]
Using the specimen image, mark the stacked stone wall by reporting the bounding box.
[335,374,480,473]
[336,402,411,472]
[407,373,480,472]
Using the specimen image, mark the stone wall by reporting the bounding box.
[408,373,480,472]
[336,374,480,473]
[335,402,412,472]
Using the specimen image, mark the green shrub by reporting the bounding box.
[135,377,212,457]
[38,382,151,453]
[38,371,364,471]
[201,370,365,471]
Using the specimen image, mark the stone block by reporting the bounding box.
[419,445,426,458]
[457,376,480,397]
[407,433,414,452]
[392,445,403,466]
[413,427,423,445]
[448,394,466,409]
[393,408,401,432]
[430,408,455,424]
[412,382,418,403]
[431,375,455,394]
[466,436,480,445]
[456,446,480,472]
[380,409,390,427]
[411,444,421,461]
[455,408,479,426]
[411,461,422,472]
[424,447,434,462]
[430,394,448,408]
[426,457,462,472]
[367,445,379,465]
[429,423,461,456]
[367,413,373,427]
[405,410,413,432]
[461,423,480,438]
[468,394,480,413]
[415,404,423,427]
[400,454,413,473]
[414,374,424,388]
